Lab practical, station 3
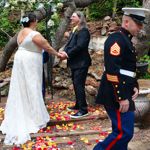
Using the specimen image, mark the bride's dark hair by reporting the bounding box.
[21,13,37,27]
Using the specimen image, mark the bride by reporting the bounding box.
[0,12,67,145]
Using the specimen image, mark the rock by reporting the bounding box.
[89,36,107,51]
[68,84,74,90]
[138,29,147,38]
[88,49,104,81]
[128,141,150,150]
[103,23,109,28]
[108,26,119,32]
[101,27,107,36]
[86,76,99,88]
[3,77,11,82]
[62,82,69,88]
[59,59,67,69]
[104,16,111,21]
[96,50,104,56]
[1,88,9,96]
[54,56,61,66]
[54,76,72,89]
[90,72,102,81]
[53,81,68,89]
[134,127,140,133]
[0,82,9,88]
[108,21,119,32]
[86,85,97,96]
[86,95,95,105]
[87,21,103,37]
[55,76,62,82]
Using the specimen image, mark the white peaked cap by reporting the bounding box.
[122,7,150,17]
[122,7,150,24]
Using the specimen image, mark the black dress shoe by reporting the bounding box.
[67,106,79,111]
[70,111,88,119]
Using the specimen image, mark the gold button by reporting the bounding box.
[123,81,125,84]
[117,91,120,93]
[119,97,121,100]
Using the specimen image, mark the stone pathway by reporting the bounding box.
[0,96,150,150]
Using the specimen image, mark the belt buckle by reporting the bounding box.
[133,72,136,78]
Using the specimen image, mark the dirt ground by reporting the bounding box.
[0,96,150,150]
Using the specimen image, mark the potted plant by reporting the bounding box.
[135,88,150,121]
[136,54,150,78]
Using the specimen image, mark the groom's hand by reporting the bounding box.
[59,51,68,60]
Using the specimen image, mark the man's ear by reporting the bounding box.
[125,19,129,28]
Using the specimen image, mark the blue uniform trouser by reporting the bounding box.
[93,107,134,150]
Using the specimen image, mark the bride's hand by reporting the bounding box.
[58,51,68,60]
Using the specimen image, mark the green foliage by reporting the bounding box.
[139,55,150,64]
[0,9,21,47]
[0,0,143,48]
[88,0,142,20]
[0,0,63,49]
[37,21,46,36]
[88,1,111,20]
[138,72,150,79]
[137,54,150,79]
[117,0,141,7]
[49,12,61,37]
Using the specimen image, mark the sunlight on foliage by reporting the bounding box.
[0,0,63,47]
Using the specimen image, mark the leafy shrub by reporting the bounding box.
[139,54,150,67]
[0,9,20,47]
[88,0,142,20]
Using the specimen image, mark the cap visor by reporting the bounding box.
[132,17,146,25]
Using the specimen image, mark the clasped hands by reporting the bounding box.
[57,51,68,60]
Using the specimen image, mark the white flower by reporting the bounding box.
[51,5,57,12]
[57,3,63,9]
[30,0,36,2]
[11,6,15,10]
[47,19,55,27]
[20,0,28,2]
[48,0,53,3]
[20,17,29,23]
[4,2,10,8]
[37,3,44,9]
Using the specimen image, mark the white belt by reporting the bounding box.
[120,69,136,78]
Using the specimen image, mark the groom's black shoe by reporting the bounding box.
[70,111,88,119]
[67,106,79,111]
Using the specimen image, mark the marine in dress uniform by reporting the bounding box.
[93,7,150,150]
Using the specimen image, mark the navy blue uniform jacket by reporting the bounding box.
[96,27,139,111]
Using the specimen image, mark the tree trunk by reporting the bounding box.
[0,33,18,71]
[53,0,76,49]
[135,0,150,59]
[112,0,117,19]
[74,0,106,7]
[0,0,106,72]
[0,7,49,72]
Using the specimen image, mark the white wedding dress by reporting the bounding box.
[0,31,50,145]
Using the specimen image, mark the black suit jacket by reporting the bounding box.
[64,27,91,69]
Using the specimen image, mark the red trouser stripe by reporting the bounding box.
[106,110,123,150]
